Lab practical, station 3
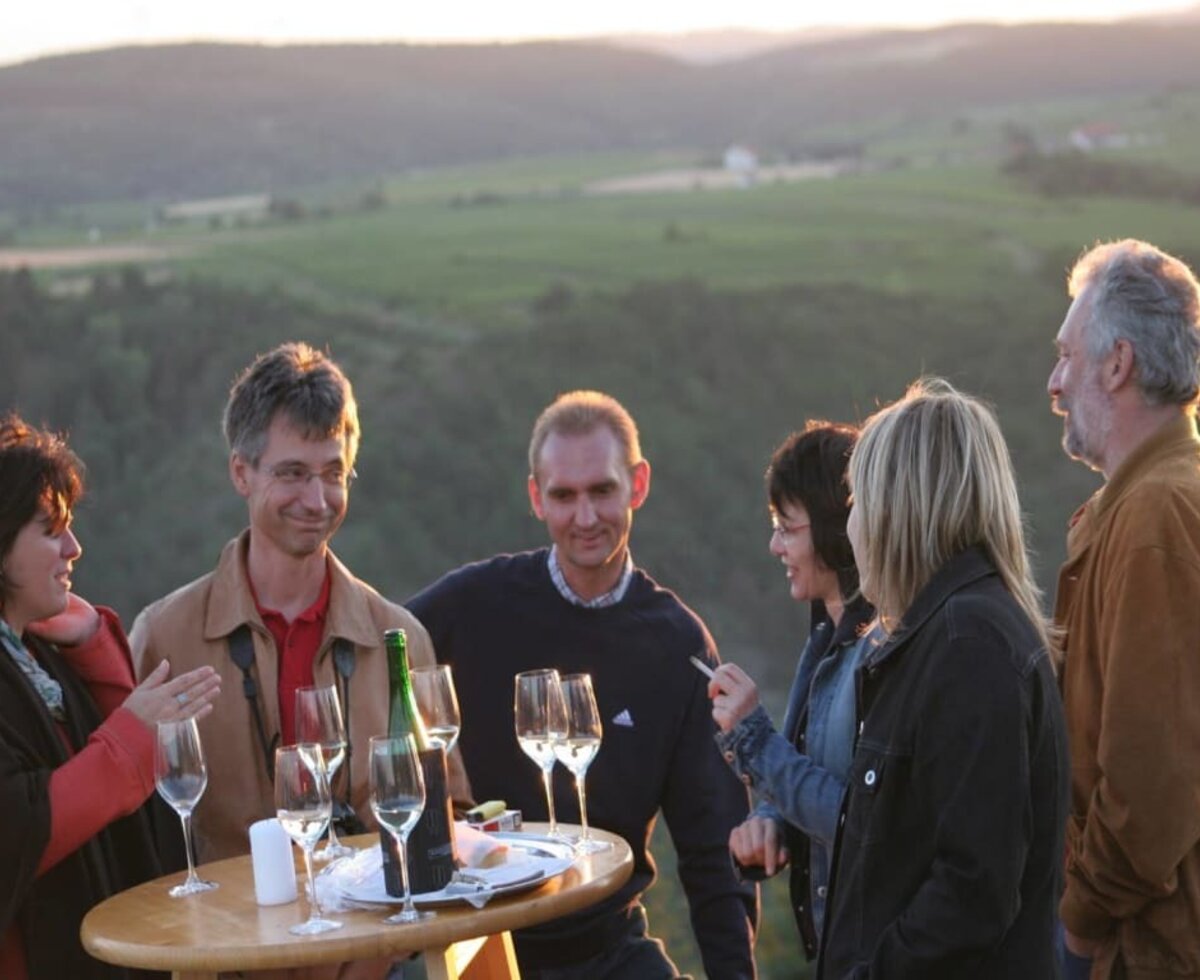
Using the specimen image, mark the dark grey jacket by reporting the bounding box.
[818,547,1068,979]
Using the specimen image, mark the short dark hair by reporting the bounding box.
[0,415,84,599]
[766,420,859,600]
[223,342,360,465]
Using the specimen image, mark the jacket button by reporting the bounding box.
[724,751,735,763]
[741,774,752,786]
[864,769,877,787]
[817,885,828,898]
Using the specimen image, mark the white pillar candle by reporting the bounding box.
[249,817,298,906]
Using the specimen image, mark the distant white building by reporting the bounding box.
[723,144,759,187]
[1069,123,1130,153]
[161,194,271,226]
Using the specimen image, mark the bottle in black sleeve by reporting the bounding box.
[380,627,458,894]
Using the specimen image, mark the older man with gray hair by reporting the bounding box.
[1049,239,1200,979]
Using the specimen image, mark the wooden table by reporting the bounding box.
[81,825,632,980]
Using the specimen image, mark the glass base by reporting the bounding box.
[573,837,612,855]
[290,916,344,935]
[314,840,356,862]
[384,907,435,924]
[168,877,219,898]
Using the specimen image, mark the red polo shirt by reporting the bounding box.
[251,568,332,747]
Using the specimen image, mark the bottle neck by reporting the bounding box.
[385,631,430,750]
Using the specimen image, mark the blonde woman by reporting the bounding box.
[819,379,1068,978]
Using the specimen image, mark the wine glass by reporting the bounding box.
[294,685,354,861]
[411,664,461,753]
[556,674,610,853]
[369,734,433,924]
[275,744,343,935]
[514,668,567,838]
[154,718,219,897]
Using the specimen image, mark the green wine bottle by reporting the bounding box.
[381,628,457,895]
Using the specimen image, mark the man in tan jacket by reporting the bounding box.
[1049,240,1200,979]
[131,343,471,978]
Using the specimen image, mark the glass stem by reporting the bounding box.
[542,765,558,835]
[179,810,199,882]
[326,759,343,848]
[575,774,590,842]
[397,830,415,916]
[302,844,323,921]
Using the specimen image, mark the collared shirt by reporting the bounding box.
[0,617,64,720]
[547,545,634,608]
[250,567,332,746]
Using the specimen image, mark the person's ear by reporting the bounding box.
[527,473,546,520]
[1105,339,1135,393]
[230,453,252,498]
[630,460,651,510]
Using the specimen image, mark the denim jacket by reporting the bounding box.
[717,597,875,957]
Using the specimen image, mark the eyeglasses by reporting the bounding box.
[264,462,357,490]
[770,516,811,539]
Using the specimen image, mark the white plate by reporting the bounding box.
[336,832,575,907]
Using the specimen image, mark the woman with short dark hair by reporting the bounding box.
[0,414,220,979]
[708,420,876,960]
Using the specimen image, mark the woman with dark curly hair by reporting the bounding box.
[0,414,221,979]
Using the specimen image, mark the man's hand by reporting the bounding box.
[26,593,100,647]
[707,662,761,732]
[730,815,789,878]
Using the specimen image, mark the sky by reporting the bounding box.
[4,1,1191,67]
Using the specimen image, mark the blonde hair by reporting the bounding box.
[528,390,642,482]
[849,378,1052,655]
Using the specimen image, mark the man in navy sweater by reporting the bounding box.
[407,390,757,979]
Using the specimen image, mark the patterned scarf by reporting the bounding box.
[0,617,65,721]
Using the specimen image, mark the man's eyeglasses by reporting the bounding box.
[771,516,811,539]
[265,462,357,490]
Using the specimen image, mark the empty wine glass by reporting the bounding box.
[514,668,567,838]
[275,743,343,935]
[369,734,433,924]
[411,664,461,753]
[556,674,610,853]
[295,685,354,861]
[155,717,219,897]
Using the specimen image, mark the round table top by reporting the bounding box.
[81,824,632,974]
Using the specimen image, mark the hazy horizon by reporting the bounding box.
[4,0,1194,68]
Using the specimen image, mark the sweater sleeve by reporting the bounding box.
[662,645,759,980]
[37,706,155,874]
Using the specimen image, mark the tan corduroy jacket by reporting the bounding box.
[1056,415,1200,978]
[130,530,474,865]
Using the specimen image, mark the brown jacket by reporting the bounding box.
[1056,415,1200,978]
[130,530,473,865]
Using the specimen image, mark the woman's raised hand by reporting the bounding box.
[707,662,761,732]
[124,661,221,727]
[25,592,101,647]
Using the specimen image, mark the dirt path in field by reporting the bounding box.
[583,161,851,195]
[0,242,193,270]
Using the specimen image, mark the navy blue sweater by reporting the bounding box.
[407,549,757,978]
